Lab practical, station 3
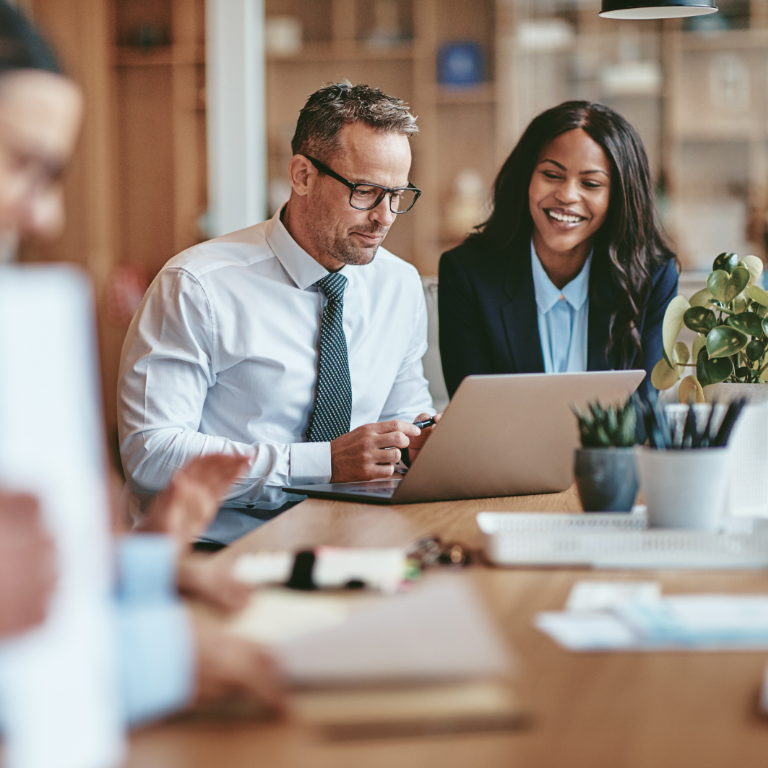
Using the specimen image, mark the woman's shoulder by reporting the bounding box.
[648,254,679,291]
[439,235,523,282]
[440,236,491,267]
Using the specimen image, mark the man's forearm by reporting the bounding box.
[121,427,331,506]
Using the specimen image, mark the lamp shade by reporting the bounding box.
[600,0,718,18]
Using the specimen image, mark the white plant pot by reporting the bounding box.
[703,382,768,406]
[635,446,732,530]
[667,398,768,519]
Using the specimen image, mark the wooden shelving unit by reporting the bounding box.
[112,0,208,275]
[23,0,209,455]
[265,0,500,276]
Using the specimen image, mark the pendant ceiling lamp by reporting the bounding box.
[600,1,718,19]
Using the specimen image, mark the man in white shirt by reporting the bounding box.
[118,82,437,545]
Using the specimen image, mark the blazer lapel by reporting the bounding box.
[588,260,618,371]
[501,248,545,373]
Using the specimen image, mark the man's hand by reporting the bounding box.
[406,412,443,465]
[330,420,423,482]
[177,554,251,614]
[0,491,56,637]
[139,454,251,549]
[191,609,287,714]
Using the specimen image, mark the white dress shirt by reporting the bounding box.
[530,241,592,374]
[118,208,433,518]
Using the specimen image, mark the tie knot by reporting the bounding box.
[315,272,347,302]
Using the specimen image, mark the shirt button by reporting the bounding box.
[559,294,565,301]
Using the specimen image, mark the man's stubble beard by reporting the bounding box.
[308,206,389,267]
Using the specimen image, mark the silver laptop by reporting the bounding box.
[284,370,645,505]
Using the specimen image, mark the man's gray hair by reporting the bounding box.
[291,81,418,160]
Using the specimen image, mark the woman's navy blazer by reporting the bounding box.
[438,235,679,399]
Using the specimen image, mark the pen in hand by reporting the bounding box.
[412,416,436,429]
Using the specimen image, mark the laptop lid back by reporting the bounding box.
[394,370,645,503]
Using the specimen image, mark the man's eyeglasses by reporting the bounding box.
[305,156,421,214]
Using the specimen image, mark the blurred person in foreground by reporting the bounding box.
[119,81,440,547]
[0,0,285,724]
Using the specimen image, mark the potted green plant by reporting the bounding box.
[573,398,638,512]
[651,252,768,405]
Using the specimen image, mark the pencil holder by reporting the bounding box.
[635,446,732,530]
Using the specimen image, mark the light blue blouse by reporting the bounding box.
[530,241,592,374]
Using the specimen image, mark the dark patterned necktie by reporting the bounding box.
[306,272,352,442]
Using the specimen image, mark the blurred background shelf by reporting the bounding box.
[18,0,768,461]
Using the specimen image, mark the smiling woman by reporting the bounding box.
[438,100,679,399]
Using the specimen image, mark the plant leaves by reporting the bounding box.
[739,255,763,286]
[707,267,750,304]
[732,291,749,314]
[706,325,748,358]
[678,375,705,404]
[747,339,766,362]
[692,333,707,362]
[651,355,679,390]
[696,347,711,387]
[684,306,716,333]
[713,252,740,273]
[748,284,768,307]
[689,287,713,308]
[674,341,690,367]
[726,311,764,337]
[704,354,734,384]
[662,295,690,366]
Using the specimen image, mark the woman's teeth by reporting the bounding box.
[547,210,583,224]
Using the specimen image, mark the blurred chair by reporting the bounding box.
[421,277,449,414]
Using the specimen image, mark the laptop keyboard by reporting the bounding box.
[346,486,396,496]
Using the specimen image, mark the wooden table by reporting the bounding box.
[128,489,768,768]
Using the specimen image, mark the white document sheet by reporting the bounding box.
[537,580,768,652]
[0,267,123,768]
[231,574,513,686]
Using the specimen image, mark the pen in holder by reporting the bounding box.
[635,394,746,530]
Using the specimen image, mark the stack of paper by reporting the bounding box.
[229,575,526,737]
[537,580,768,651]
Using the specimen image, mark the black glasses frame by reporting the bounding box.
[305,155,421,214]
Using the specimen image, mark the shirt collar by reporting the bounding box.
[530,240,592,314]
[264,206,337,290]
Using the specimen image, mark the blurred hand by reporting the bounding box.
[0,491,56,636]
[191,609,287,714]
[139,454,251,548]
[177,554,250,614]
[330,420,422,482]
[407,412,443,464]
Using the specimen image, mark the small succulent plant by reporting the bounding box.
[573,398,638,448]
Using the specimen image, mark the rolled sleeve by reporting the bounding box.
[116,602,195,726]
[115,535,195,726]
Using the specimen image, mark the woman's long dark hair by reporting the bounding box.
[471,100,676,367]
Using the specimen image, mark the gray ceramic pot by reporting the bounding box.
[574,447,638,513]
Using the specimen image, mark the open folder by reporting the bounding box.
[228,574,527,738]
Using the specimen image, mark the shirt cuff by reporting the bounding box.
[116,534,176,603]
[289,441,332,484]
[116,603,195,726]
